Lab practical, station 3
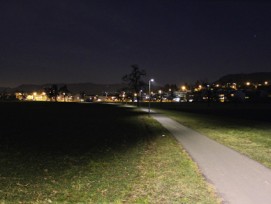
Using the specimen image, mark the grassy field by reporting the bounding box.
[147,102,271,169]
[0,102,219,204]
[144,102,271,122]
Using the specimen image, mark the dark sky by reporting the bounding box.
[1,0,271,87]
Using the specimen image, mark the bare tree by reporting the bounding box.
[122,64,147,105]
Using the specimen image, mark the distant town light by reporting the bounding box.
[181,86,186,91]
[231,84,237,90]
[246,82,251,86]
[264,81,268,85]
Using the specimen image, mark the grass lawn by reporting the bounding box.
[0,102,219,204]
[150,102,271,169]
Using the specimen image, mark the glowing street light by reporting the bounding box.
[148,79,154,113]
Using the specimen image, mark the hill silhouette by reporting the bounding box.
[215,72,271,84]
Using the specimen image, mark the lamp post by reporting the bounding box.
[148,79,154,113]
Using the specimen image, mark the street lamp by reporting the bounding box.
[148,79,154,113]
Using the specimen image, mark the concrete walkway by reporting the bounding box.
[148,112,271,204]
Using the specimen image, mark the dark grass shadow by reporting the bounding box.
[0,102,149,157]
[0,102,155,179]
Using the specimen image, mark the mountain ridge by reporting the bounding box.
[216,72,271,84]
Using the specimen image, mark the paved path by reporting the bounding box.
[148,111,271,204]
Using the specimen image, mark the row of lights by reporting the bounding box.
[200,81,269,90]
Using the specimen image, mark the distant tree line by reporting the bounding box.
[44,84,70,102]
[0,90,17,101]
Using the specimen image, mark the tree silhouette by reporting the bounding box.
[45,84,59,102]
[59,85,70,102]
[122,64,146,105]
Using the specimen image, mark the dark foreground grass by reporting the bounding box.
[0,102,219,203]
[149,103,271,169]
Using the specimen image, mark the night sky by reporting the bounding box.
[1,0,271,87]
